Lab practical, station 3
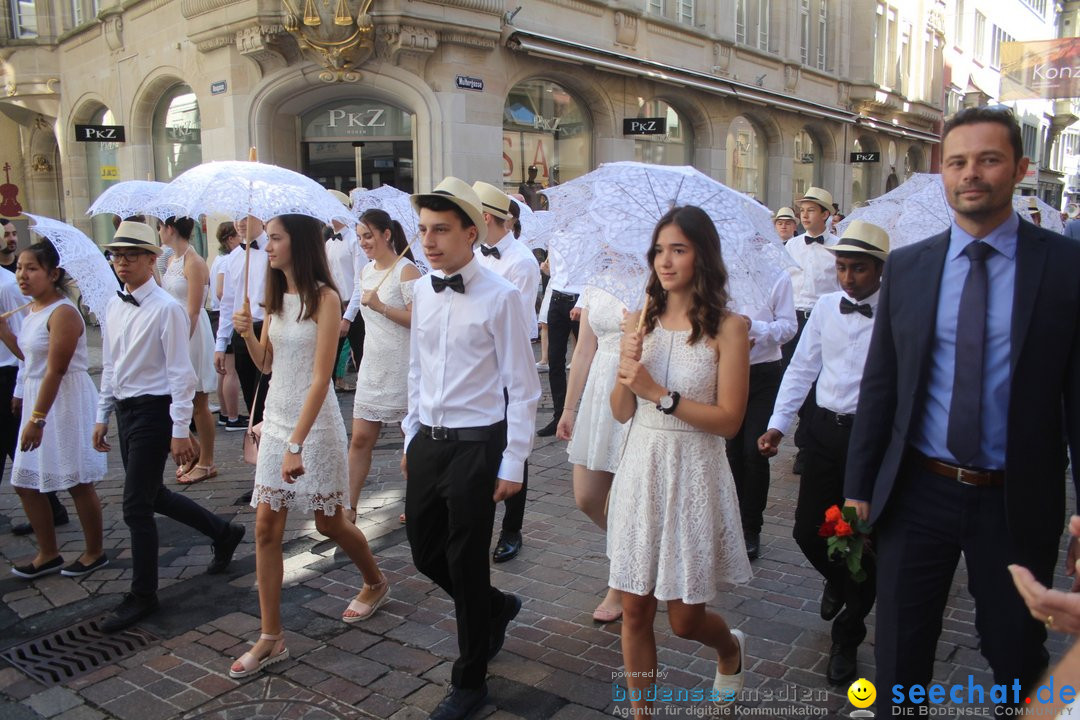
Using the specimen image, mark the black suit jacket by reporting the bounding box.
[844,219,1080,557]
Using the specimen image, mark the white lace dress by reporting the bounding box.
[607,323,752,604]
[567,288,627,473]
[11,298,106,492]
[353,259,417,422]
[252,293,349,515]
[162,249,217,393]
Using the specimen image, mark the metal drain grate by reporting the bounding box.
[1,618,158,686]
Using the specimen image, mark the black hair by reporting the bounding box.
[507,200,522,239]
[20,240,70,295]
[415,195,477,235]
[164,216,196,240]
[264,214,339,321]
[359,208,415,262]
[943,106,1025,164]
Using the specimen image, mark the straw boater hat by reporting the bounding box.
[471,181,512,221]
[327,189,351,208]
[826,220,889,262]
[411,177,488,244]
[1026,196,1040,212]
[103,221,163,256]
[799,187,834,212]
[773,206,797,222]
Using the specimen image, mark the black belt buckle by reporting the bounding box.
[831,412,853,427]
[429,426,450,441]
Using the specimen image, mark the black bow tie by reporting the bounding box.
[431,274,465,294]
[840,297,873,318]
[329,233,343,241]
[480,245,501,259]
[116,290,140,307]
[805,235,825,245]
[242,241,259,250]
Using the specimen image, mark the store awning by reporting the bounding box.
[506,30,941,145]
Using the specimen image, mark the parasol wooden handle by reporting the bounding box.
[369,243,412,296]
[635,294,649,333]
[242,145,257,303]
[1,301,32,319]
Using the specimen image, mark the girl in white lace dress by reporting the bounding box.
[345,209,420,524]
[160,217,217,485]
[556,285,627,623]
[608,206,751,713]
[230,215,388,680]
[0,241,107,580]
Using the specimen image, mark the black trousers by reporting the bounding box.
[500,461,527,534]
[726,360,783,535]
[792,406,876,649]
[781,310,817,450]
[0,366,64,516]
[231,326,270,424]
[874,457,1053,717]
[405,424,509,689]
[116,396,230,597]
[547,290,579,418]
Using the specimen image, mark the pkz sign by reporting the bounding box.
[850,152,880,163]
[623,117,668,135]
[75,124,126,142]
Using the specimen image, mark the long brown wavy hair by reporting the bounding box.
[263,214,339,322]
[642,205,731,345]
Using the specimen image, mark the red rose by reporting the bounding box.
[824,505,843,524]
[835,519,854,537]
[818,521,836,537]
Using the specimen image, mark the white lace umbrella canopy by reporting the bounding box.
[86,180,168,219]
[538,161,795,311]
[25,214,119,326]
[146,161,355,226]
[350,185,428,273]
[837,173,1064,248]
[509,197,553,251]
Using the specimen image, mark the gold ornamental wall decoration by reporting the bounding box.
[281,0,375,82]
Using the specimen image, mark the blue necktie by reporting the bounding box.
[947,241,992,466]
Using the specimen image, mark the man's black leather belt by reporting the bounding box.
[552,290,579,302]
[116,394,171,410]
[796,308,813,319]
[420,424,497,442]
[910,449,1005,487]
[822,409,854,427]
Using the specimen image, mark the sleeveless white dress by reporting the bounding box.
[10,298,106,492]
[607,323,752,604]
[162,248,217,393]
[252,293,349,515]
[352,259,417,422]
[567,287,627,473]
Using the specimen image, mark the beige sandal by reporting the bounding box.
[179,465,218,485]
[175,459,198,479]
[229,633,289,679]
[342,580,390,623]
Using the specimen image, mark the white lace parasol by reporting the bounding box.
[350,185,428,272]
[509,197,554,251]
[539,161,795,311]
[25,214,119,325]
[86,180,168,219]
[146,161,355,226]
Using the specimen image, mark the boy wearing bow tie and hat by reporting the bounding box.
[757,220,889,687]
[401,178,540,720]
[93,222,244,633]
[773,206,799,244]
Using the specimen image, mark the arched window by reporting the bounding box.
[633,99,692,166]
[152,84,202,181]
[792,128,821,200]
[726,116,765,200]
[905,146,924,178]
[84,106,119,245]
[503,79,591,201]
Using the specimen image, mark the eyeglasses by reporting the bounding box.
[105,250,151,263]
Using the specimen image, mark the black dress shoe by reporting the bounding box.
[536,418,558,437]
[826,643,858,685]
[488,592,522,661]
[11,555,64,579]
[744,531,760,561]
[820,580,844,621]
[492,531,522,563]
[207,523,245,574]
[12,511,69,536]
[792,450,806,475]
[101,592,159,633]
[429,683,489,720]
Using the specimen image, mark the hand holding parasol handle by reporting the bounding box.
[1,301,33,319]
[635,294,649,334]
[369,242,412,296]
[243,146,257,305]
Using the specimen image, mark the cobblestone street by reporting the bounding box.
[0,327,1073,720]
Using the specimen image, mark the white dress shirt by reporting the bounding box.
[767,289,879,435]
[323,226,366,321]
[0,269,26,369]
[785,230,840,311]
[208,253,230,312]
[215,233,268,352]
[97,277,197,438]
[733,271,797,365]
[402,257,541,483]
[547,244,583,295]
[476,233,542,340]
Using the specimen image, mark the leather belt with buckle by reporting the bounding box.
[913,451,1005,487]
[822,409,854,427]
[420,424,496,442]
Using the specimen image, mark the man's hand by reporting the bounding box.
[214,351,226,375]
[845,499,870,523]
[569,307,581,322]
[92,423,110,452]
[339,318,351,339]
[171,437,195,467]
[400,453,408,481]
[11,397,20,415]
[1067,516,1080,591]
[756,429,783,458]
[1009,563,1080,634]
[493,478,522,503]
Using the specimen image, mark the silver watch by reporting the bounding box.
[286,441,303,454]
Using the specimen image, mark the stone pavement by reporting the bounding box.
[0,326,1075,720]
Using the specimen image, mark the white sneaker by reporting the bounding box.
[535,362,549,372]
[714,628,746,707]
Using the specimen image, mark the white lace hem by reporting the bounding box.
[352,403,407,423]
[250,485,349,516]
[10,468,102,493]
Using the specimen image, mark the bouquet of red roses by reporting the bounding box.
[819,504,873,582]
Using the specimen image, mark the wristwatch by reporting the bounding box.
[286,441,303,454]
[657,391,681,415]
[29,417,46,427]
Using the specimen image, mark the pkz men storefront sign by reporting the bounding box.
[623,117,668,135]
[75,124,126,142]
[1000,38,1080,101]
[850,152,880,163]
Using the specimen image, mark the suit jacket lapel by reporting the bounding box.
[1010,221,1048,373]
[909,232,950,378]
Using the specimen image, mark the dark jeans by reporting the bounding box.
[405,423,509,689]
[547,290,579,418]
[116,396,230,597]
[726,360,782,535]
[874,456,1053,717]
[231,326,270,424]
[792,406,876,649]
[0,365,64,517]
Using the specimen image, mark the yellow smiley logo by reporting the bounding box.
[848,678,876,709]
